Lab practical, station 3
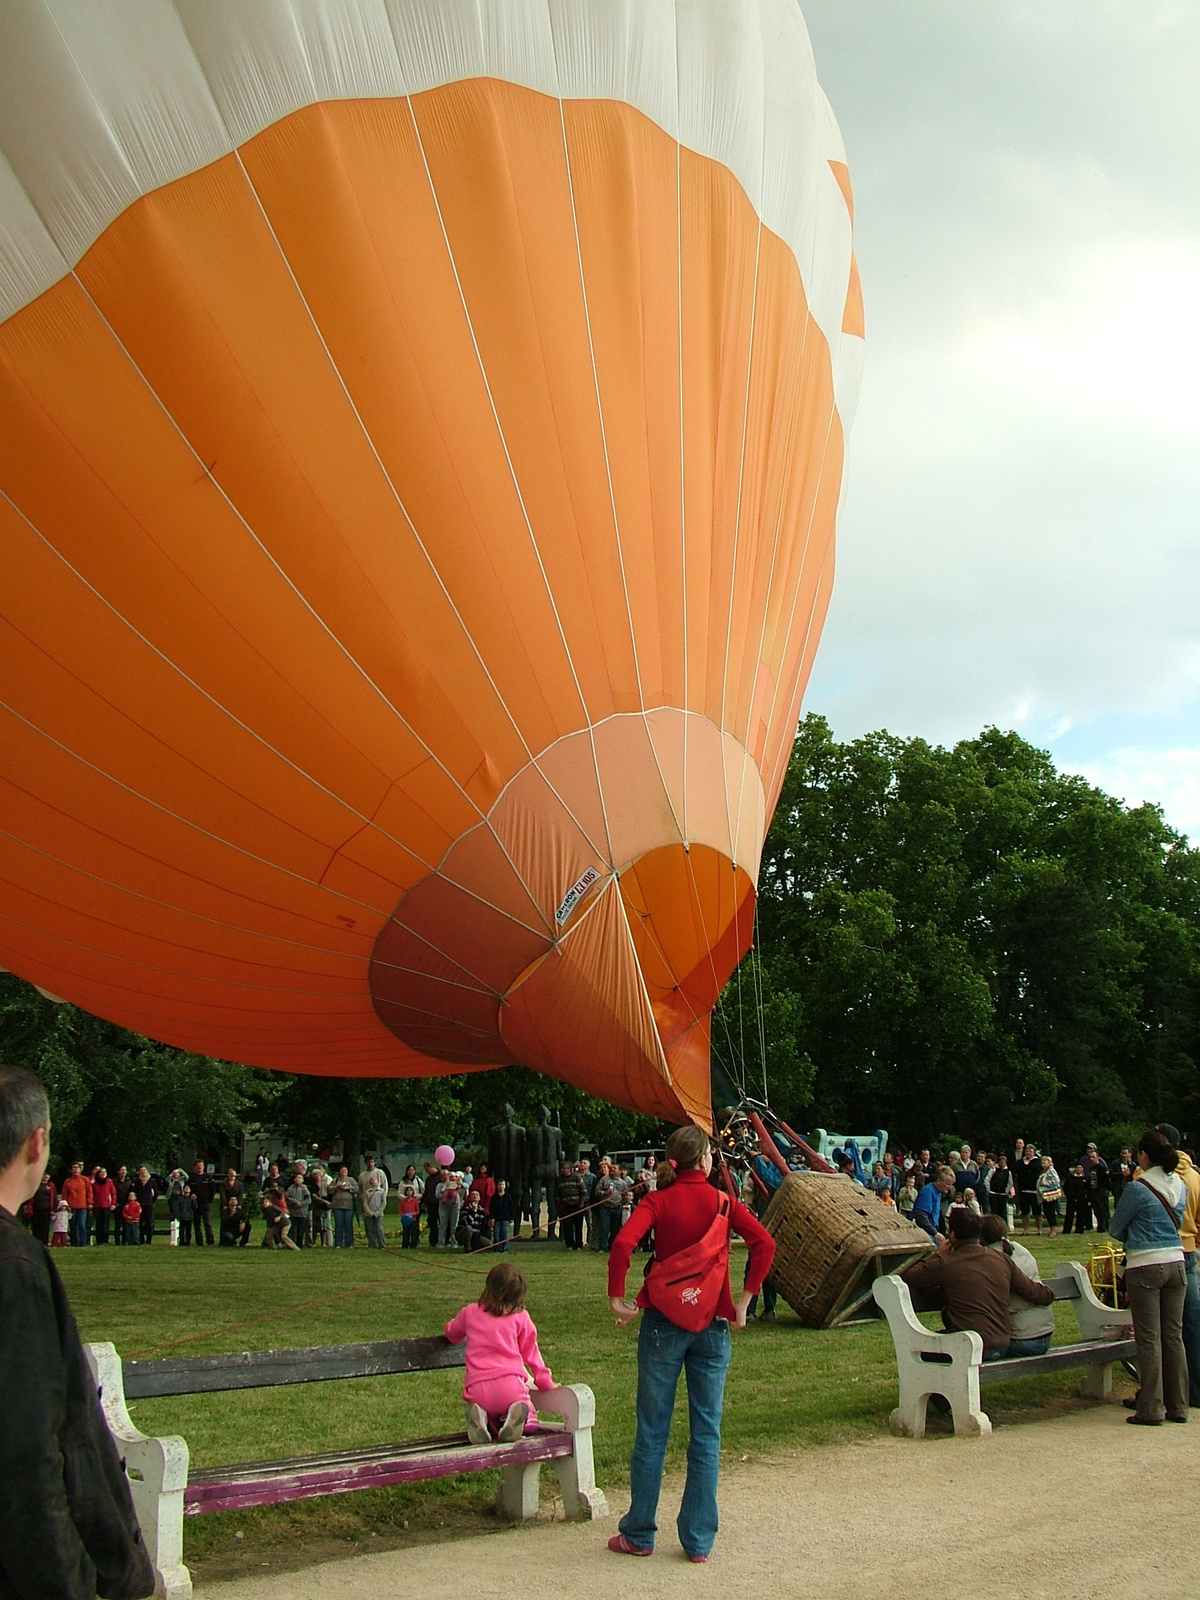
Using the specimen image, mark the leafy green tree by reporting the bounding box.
[749,715,1200,1154]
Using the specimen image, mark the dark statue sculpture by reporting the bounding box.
[487,1104,526,1194]
[527,1104,565,1239]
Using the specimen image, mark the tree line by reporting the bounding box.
[3,717,1196,1168]
[717,715,1200,1156]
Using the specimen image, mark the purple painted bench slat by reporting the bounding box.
[184,1428,574,1515]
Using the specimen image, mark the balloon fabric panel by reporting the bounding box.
[0,5,860,1129]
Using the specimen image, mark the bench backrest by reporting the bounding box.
[123,1335,464,1399]
[1048,1276,1080,1301]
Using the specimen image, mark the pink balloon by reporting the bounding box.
[435,1144,455,1168]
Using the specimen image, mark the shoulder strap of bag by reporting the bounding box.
[1137,1177,1182,1232]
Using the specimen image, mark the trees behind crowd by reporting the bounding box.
[4,715,1196,1168]
[727,715,1200,1155]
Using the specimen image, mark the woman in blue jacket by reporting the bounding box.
[1108,1129,1187,1425]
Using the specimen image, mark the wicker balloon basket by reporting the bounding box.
[762,1172,934,1327]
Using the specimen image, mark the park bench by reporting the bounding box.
[873,1260,1136,1439]
[84,1336,608,1600]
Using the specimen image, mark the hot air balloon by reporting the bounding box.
[0,0,862,1130]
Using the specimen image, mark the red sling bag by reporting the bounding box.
[643,1193,732,1331]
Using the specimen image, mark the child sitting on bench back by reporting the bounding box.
[446,1260,554,1444]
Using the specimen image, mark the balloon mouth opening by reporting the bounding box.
[369,837,755,1125]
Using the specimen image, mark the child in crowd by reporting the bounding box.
[897,1175,920,1215]
[121,1191,141,1245]
[50,1196,70,1246]
[445,1261,554,1444]
[400,1184,421,1248]
[963,1187,982,1216]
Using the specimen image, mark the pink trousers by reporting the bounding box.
[464,1376,538,1434]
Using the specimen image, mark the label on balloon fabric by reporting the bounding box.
[555,866,601,926]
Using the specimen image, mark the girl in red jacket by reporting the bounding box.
[606,1124,774,1563]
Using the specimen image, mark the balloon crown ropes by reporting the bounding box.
[606,1125,774,1561]
[0,1,860,1129]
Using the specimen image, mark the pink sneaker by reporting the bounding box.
[608,1534,653,1557]
[687,1554,709,1563]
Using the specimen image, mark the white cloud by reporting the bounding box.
[795,1,1200,804]
[1068,746,1200,840]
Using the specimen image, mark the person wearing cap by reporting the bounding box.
[1156,1123,1200,1409]
[1082,1142,1110,1230]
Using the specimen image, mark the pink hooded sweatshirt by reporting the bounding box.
[444,1303,553,1394]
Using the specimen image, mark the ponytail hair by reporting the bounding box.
[1138,1129,1178,1174]
[655,1125,710,1191]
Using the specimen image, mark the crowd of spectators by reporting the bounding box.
[842,1139,1139,1240]
[15,1147,660,1253]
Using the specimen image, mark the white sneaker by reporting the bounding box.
[497,1401,530,1442]
[465,1404,491,1445]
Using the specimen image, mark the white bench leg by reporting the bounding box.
[497,1461,542,1520]
[893,1352,991,1438]
[1080,1360,1114,1400]
[946,1356,992,1437]
[85,1343,192,1599]
[553,1432,609,1520]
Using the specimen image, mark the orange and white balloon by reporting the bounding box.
[0,0,862,1128]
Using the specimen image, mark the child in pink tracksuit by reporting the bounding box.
[445,1260,554,1444]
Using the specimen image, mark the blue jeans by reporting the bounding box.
[494,1219,511,1252]
[1004,1333,1053,1357]
[438,1200,461,1247]
[69,1209,89,1247]
[333,1210,354,1248]
[1183,1251,1200,1407]
[599,1207,621,1251]
[620,1308,732,1558]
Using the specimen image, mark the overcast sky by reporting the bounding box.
[798,2,1200,836]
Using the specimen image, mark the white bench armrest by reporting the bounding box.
[1055,1261,1133,1341]
[873,1275,990,1439]
[85,1343,192,1600]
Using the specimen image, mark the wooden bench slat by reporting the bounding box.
[183,1429,575,1516]
[124,1336,464,1399]
[977,1338,1136,1384]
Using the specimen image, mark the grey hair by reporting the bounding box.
[0,1065,49,1173]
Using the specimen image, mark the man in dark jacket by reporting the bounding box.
[190,1159,216,1246]
[132,1167,157,1246]
[0,1064,155,1600]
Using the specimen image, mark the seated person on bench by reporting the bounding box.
[901,1208,1054,1359]
[979,1213,1055,1356]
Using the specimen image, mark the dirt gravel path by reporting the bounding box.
[198,1402,1194,1600]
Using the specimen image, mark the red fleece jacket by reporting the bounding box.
[607,1168,775,1321]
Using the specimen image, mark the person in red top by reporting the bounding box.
[91,1167,117,1246]
[469,1163,497,1216]
[606,1124,774,1564]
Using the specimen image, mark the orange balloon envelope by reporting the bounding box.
[0,0,862,1129]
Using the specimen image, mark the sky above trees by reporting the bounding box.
[800,2,1200,836]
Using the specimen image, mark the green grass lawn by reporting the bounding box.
[58,1226,1127,1584]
